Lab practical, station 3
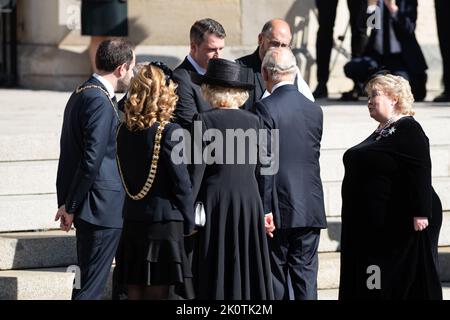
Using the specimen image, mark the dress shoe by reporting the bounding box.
[313,83,328,99]
[433,92,450,102]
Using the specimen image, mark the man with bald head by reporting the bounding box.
[237,19,314,111]
[256,47,326,300]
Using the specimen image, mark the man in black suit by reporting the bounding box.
[236,19,314,112]
[256,47,327,300]
[55,39,135,300]
[342,0,428,101]
[173,18,226,130]
[313,0,368,99]
[434,0,450,102]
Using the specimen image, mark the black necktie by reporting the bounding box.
[383,4,391,56]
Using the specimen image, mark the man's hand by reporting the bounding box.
[384,0,398,14]
[368,0,378,7]
[413,217,429,231]
[265,213,276,238]
[54,205,74,232]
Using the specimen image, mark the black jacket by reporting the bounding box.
[255,84,327,229]
[172,57,212,130]
[236,49,266,112]
[365,0,427,73]
[116,122,195,235]
[56,76,124,228]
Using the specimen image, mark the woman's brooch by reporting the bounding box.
[375,126,396,141]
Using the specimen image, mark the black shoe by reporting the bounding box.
[340,89,360,101]
[313,83,328,99]
[433,92,450,102]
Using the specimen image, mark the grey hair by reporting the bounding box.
[262,47,297,82]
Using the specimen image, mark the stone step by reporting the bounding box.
[323,176,450,217]
[317,284,450,300]
[0,194,58,232]
[0,230,76,270]
[319,212,450,252]
[318,247,450,290]
[0,267,75,300]
[2,143,449,195]
[321,105,450,149]
[319,145,450,182]
[2,251,446,300]
[1,212,448,271]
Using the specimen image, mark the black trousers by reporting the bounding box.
[269,227,321,300]
[72,218,122,300]
[435,0,450,93]
[343,53,427,101]
[315,0,368,84]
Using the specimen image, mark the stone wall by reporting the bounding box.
[15,0,444,96]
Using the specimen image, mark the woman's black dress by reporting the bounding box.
[190,109,274,300]
[114,122,195,299]
[339,116,442,299]
[81,0,128,36]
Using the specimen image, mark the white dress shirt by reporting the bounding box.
[261,67,315,102]
[92,73,115,98]
[187,54,206,75]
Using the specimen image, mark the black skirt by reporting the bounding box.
[115,220,194,299]
[81,0,128,36]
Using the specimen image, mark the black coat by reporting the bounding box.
[254,84,327,229]
[189,109,274,300]
[365,0,427,74]
[236,49,266,112]
[116,122,195,235]
[172,57,212,130]
[339,116,442,299]
[56,76,124,228]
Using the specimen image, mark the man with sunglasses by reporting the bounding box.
[237,19,314,112]
[56,39,135,299]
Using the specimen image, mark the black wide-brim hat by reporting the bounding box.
[191,58,255,90]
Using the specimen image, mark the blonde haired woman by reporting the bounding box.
[339,74,443,299]
[114,62,195,300]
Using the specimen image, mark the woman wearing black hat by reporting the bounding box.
[189,58,274,300]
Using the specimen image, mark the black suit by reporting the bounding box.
[344,0,427,100]
[172,57,212,130]
[315,0,368,85]
[255,84,327,300]
[237,48,311,112]
[56,76,124,299]
[236,49,266,112]
[435,0,450,94]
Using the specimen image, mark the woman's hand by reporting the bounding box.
[184,229,198,237]
[413,217,429,231]
[265,213,276,238]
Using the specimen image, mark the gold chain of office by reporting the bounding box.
[75,85,120,120]
[115,121,168,200]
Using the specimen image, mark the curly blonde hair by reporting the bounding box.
[124,64,178,130]
[365,74,415,116]
[201,84,249,109]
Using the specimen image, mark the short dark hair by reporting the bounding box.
[95,39,134,72]
[190,18,226,45]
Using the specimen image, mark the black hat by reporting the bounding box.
[191,58,255,90]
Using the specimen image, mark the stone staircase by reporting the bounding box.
[0,89,449,299]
